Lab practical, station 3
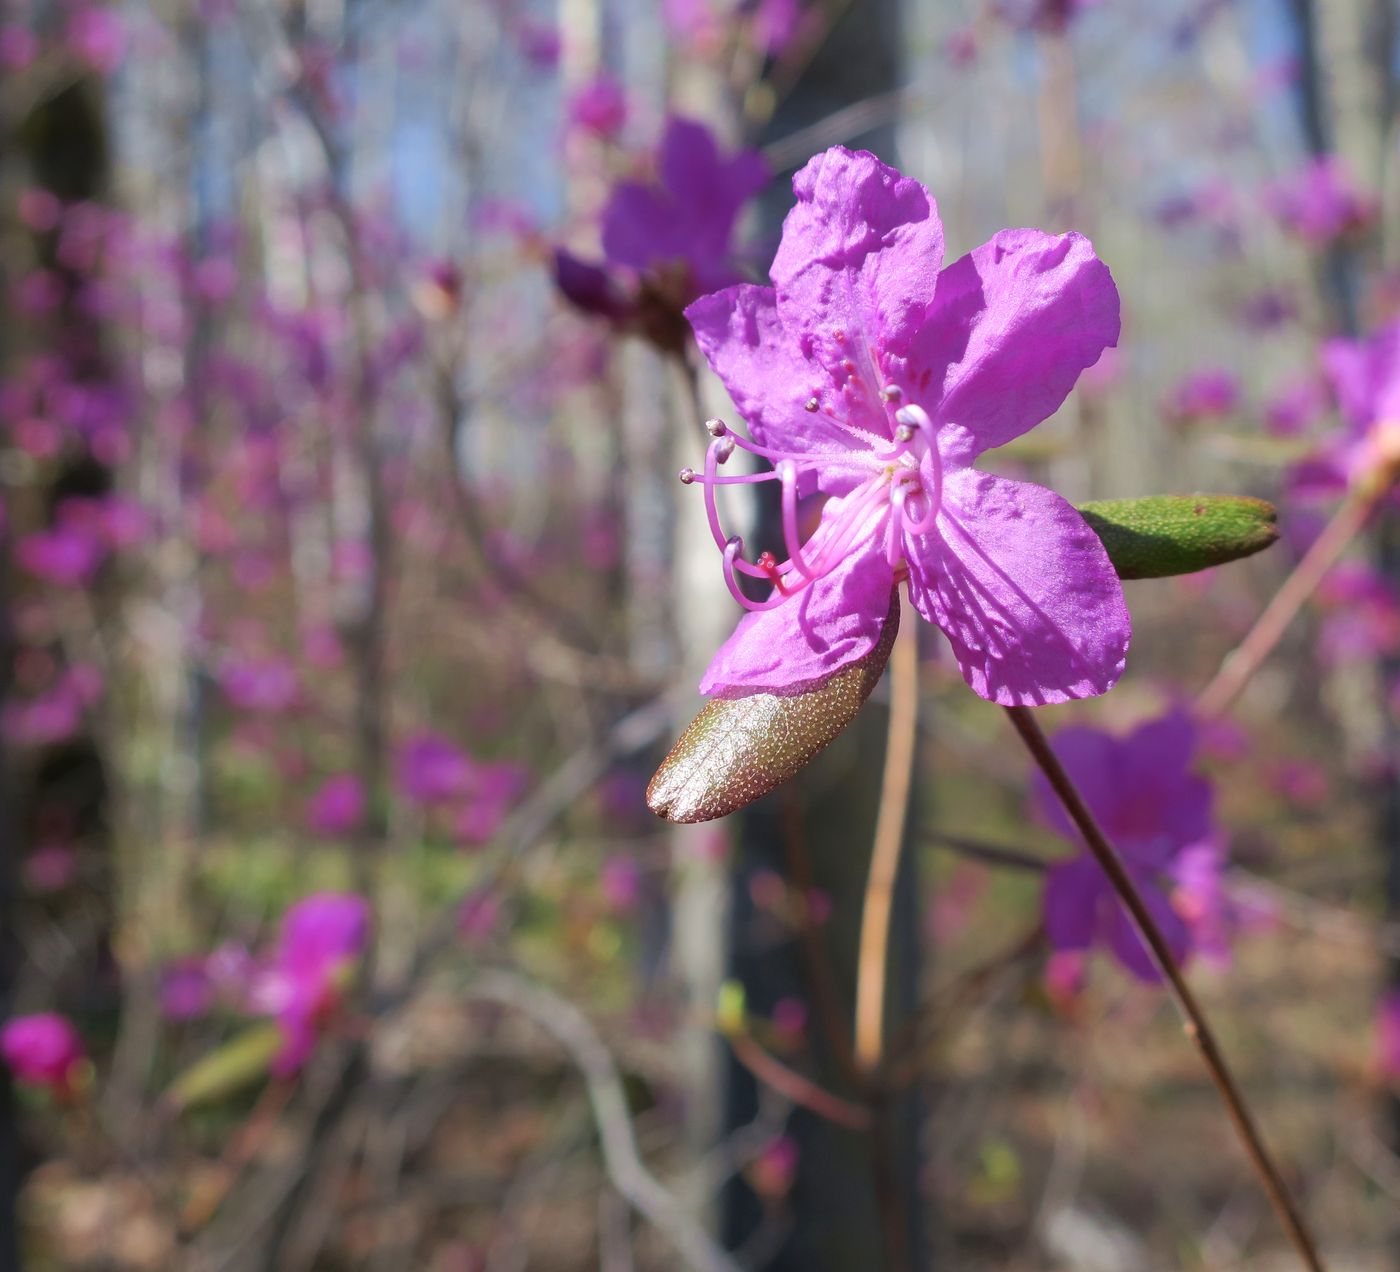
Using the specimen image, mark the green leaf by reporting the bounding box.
[1077,494,1278,580]
[165,1022,283,1112]
[647,589,900,824]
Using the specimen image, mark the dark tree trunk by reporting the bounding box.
[721,2,926,1266]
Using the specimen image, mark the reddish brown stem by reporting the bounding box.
[726,1031,871,1131]
[1006,705,1325,1272]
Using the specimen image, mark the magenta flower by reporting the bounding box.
[1163,367,1239,427]
[566,75,628,140]
[682,147,1128,705]
[554,118,768,349]
[1,1013,85,1094]
[1267,156,1376,244]
[1033,712,1212,980]
[160,960,215,1021]
[1377,990,1400,1081]
[996,0,1099,32]
[454,761,529,844]
[1265,373,1327,437]
[600,855,643,914]
[251,893,370,1076]
[64,6,126,74]
[306,773,367,838]
[16,519,106,587]
[1315,562,1400,665]
[1168,841,1235,968]
[1293,320,1400,502]
[219,656,300,714]
[396,732,475,807]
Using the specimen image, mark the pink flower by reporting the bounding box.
[1163,368,1239,427]
[219,656,300,713]
[749,1135,799,1199]
[1,1013,85,1094]
[996,0,1099,32]
[454,761,528,844]
[600,855,643,914]
[510,17,560,69]
[306,774,366,837]
[1034,712,1214,980]
[1315,562,1400,665]
[749,0,807,55]
[554,119,768,348]
[1377,990,1400,1081]
[682,147,1128,705]
[16,519,106,587]
[0,25,38,70]
[458,889,502,946]
[396,732,475,807]
[1292,321,1400,502]
[64,7,126,74]
[567,75,627,140]
[160,960,215,1020]
[252,893,370,1076]
[1267,156,1376,244]
[1265,374,1328,437]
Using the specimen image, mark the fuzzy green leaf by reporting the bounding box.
[1077,494,1278,580]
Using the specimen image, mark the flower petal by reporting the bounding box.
[771,146,944,437]
[1103,871,1192,983]
[699,525,895,697]
[1031,726,1121,841]
[1043,855,1103,952]
[914,229,1119,463]
[906,468,1130,705]
[686,285,869,495]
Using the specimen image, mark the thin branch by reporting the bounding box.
[928,829,1052,873]
[469,971,740,1272]
[725,1030,871,1131]
[854,611,919,1074]
[1005,705,1326,1272]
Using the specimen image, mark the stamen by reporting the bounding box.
[706,417,728,437]
[778,461,816,580]
[805,397,820,412]
[678,467,696,484]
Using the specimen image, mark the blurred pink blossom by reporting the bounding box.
[1267,156,1376,244]
[219,656,300,714]
[306,774,367,838]
[1377,990,1400,1081]
[65,6,126,74]
[567,75,627,140]
[1,1013,85,1094]
[250,893,371,1076]
[1163,368,1239,427]
[600,855,643,914]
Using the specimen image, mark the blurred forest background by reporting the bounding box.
[4,0,1400,1268]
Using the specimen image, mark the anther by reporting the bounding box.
[882,385,903,402]
[713,437,735,463]
[804,397,820,412]
[678,467,696,484]
[895,423,915,443]
[705,418,728,437]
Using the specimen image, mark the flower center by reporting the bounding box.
[677,388,943,611]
